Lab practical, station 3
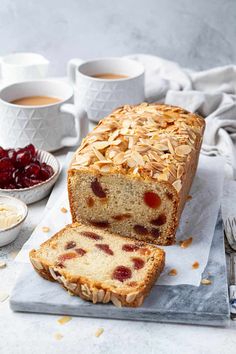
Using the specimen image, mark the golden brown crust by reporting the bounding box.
[29,223,165,307]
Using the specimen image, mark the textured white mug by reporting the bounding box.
[67,57,145,122]
[0,80,88,151]
[0,53,50,86]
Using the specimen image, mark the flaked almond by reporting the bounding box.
[177,165,184,179]
[92,147,105,161]
[201,278,212,285]
[92,141,111,150]
[95,328,104,337]
[57,316,72,325]
[172,179,182,192]
[175,145,192,156]
[42,226,50,233]
[0,261,6,269]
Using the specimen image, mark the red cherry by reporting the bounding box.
[0,147,7,159]
[112,266,132,282]
[16,151,32,167]
[0,157,14,171]
[0,170,12,182]
[25,144,36,157]
[25,163,41,178]
[144,191,161,209]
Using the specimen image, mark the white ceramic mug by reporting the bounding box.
[0,52,50,86]
[67,57,145,122]
[0,80,88,151]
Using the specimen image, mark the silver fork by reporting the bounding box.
[224,218,236,320]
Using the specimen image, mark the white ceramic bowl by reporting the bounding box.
[0,150,60,204]
[0,195,28,247]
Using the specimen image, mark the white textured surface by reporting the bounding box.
[0,150,235,354]
[0,0,235,76]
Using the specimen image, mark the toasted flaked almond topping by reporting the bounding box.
[57,316,72,325]
[179,237,193,248]
[60,207,68,213]
[172,179,182,192]
[95,328,104,337]
[42,226,50,233]
[54,333,63,340]
[175,145,192,156]
[0,261,6,269]
[177,165,184,179]
[201,278,212,285]
[168,268,178,276]
[0,292,9,302]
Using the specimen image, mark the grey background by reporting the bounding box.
[0,0,235,75]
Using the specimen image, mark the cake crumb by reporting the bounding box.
[179,237,193,249]
[0,292,9,302]
[54,332,63,340]
[0,261,6,268]
[201,278,212,285]
[192,261,199,269]
[168,268,177,276]
[60,207,68,213]
[187,195,192,201]
[57,316,72,325]
[95,328,104,337]
[42,226,50,233]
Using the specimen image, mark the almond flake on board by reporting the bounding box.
[57,316,72,325]
[0,261,6,268]
[201,278,212,285]
[54,333,63,340]
[95,328,104,337]
[42,226,50,233]
[0,292,9,302]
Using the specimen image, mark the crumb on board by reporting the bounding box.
[168,269,178,276]
[187,195,192,201]
[201,278,212,285]
[57,316,72,325]
[42,226,50,233]
[60,207,68,213]
[179,237,193,249]
[192,261,199,269]
[95,328,104,337]
[54,333,63,340]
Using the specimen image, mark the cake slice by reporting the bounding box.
[29,223,165,307]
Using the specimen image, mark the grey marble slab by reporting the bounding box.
[10,216,230,327]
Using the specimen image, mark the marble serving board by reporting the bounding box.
[10,215,230,327]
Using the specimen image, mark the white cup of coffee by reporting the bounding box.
[0,53,50,86]
[67,57,145,122]
[0,80,88,151]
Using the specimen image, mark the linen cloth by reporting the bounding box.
[128,54,236,177]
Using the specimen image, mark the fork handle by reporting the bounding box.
[230,285,236,320]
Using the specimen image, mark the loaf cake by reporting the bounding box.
[68,103,205,245]
[29,223,165,307]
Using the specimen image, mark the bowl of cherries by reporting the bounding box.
[0,144,60,204]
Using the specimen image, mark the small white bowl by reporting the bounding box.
[0,150,60,204]
[0,195,28,247]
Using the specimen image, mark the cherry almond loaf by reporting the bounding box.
[30,223,165,307]
[30,103,204,308]
[68,103,205,245]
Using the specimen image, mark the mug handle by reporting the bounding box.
[67,58,84,86]
[59,103,88,147]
